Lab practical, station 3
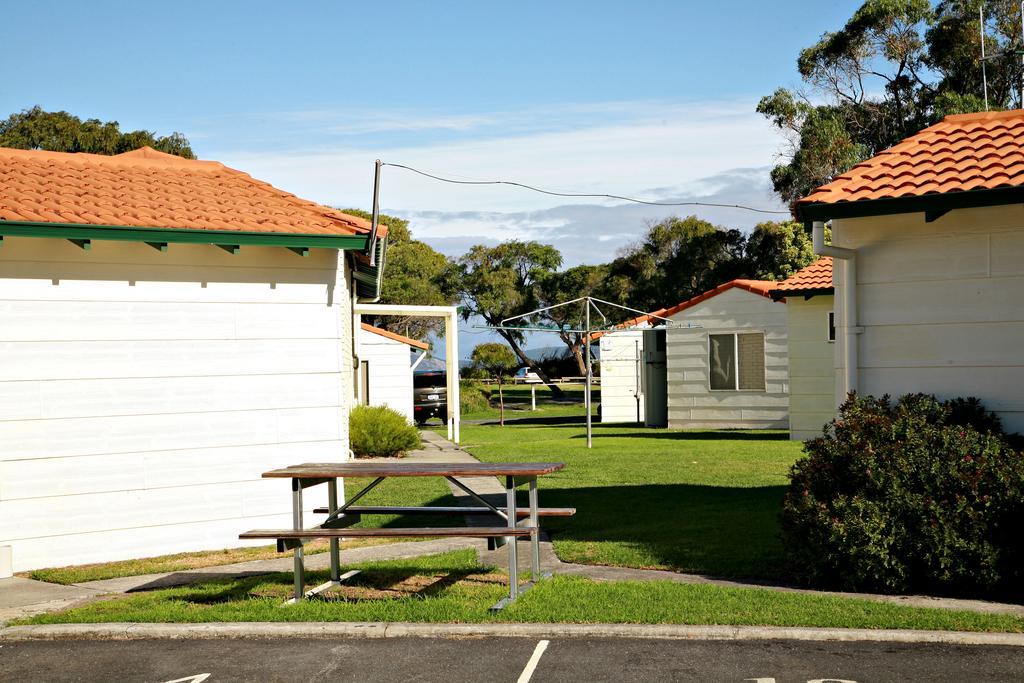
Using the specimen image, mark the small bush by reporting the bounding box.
[460,379,491,414]
[782,393,1024,598]
[349,405,421,458]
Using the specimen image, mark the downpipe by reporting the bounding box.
[812,221,859,401]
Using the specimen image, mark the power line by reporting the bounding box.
[381,162,791,215]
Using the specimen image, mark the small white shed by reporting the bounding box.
[356,323,428,422]
[600,280,789,430]
[0,146,386,573]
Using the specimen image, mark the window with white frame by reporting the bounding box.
[709,332,766,391]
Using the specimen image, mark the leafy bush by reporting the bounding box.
[782,393,1024,598]
[349,405,421,458]
[460,379,491,414]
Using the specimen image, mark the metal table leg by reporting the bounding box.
[298,476,362,603]
[291,477,305,603]
[327,478,341,582]
[528,477,540,579]
[505,475,518,603]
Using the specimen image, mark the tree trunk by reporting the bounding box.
[570,340,587,376]
[495,328,565,397]
[559,331,587,376]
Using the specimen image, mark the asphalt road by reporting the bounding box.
[3,637,1023,682]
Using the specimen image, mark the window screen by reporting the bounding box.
[709,332,766,391]
[828,311,836,342]
[709,334,736,390]
[737,333,766,390]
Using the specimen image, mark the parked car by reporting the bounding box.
[413,370,447,425]
[514,367,542,384]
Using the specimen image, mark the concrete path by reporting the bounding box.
[0,577,103,623]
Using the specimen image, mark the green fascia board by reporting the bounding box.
[798,186,1024,223]
[0,220,369,250]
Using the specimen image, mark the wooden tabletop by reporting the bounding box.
[262,461,565,478]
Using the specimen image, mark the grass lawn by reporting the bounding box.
[460,383,599,422]
[31,418,802,586]
[18,549,1024,633]
[452,420,804,580]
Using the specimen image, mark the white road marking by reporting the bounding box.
[162,675,211,683]
[516,639,550,683]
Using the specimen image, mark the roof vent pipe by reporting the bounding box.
[812,220,859,402]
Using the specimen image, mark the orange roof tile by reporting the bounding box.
[771,257,833,297]
[361,323,429,350]
[0,146,380,237]
[799,110,1024,211]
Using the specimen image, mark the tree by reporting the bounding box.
[538,264,608,375]
[342,209,457,339]
[760,1,1024,212]
[470,342,517,425]
[0,106,195,158]
[604,216,747,314]
[743,220,817,281]
[457,240,564,394]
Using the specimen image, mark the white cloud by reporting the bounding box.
[209,98,788,217]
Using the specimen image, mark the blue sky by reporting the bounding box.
[2,1,860,355]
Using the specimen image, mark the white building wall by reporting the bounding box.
[832,205,1024,433]
[786,295,835,440]
[357,331,415,422]
[598,329,645,423]
[0,237,353,572]
[665,287,789,429]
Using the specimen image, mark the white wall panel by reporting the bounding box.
[0,237,351,572]
[832,209,1024,437]
[357,332,415,422]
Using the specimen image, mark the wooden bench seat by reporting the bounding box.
[311,505,575,517]
[240,526,534,541]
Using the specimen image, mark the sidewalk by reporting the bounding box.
[4,430,1024,625]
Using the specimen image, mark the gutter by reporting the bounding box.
[811,220,860,401]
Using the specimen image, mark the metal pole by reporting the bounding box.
[585,298,592,449]
[291,478,305,602]
[506,476,519,602]
[368,159,382,266]
[982,5,989,111]
[529,478,540,579]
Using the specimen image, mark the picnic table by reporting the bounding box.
[240,461,570,609]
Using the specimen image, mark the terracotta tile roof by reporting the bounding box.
[361,323,429,350]
[0,146,379,237]
[799,110,1024,210]
[771,257,833,297]
[597,279,781,337]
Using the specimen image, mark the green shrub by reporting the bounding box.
[460,379,491,414]
[349,405,421,458]
[782,393,1024,598]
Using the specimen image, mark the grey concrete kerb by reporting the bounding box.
[3,622,1024,647]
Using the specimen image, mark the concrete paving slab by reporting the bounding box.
[0,577,102,624]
